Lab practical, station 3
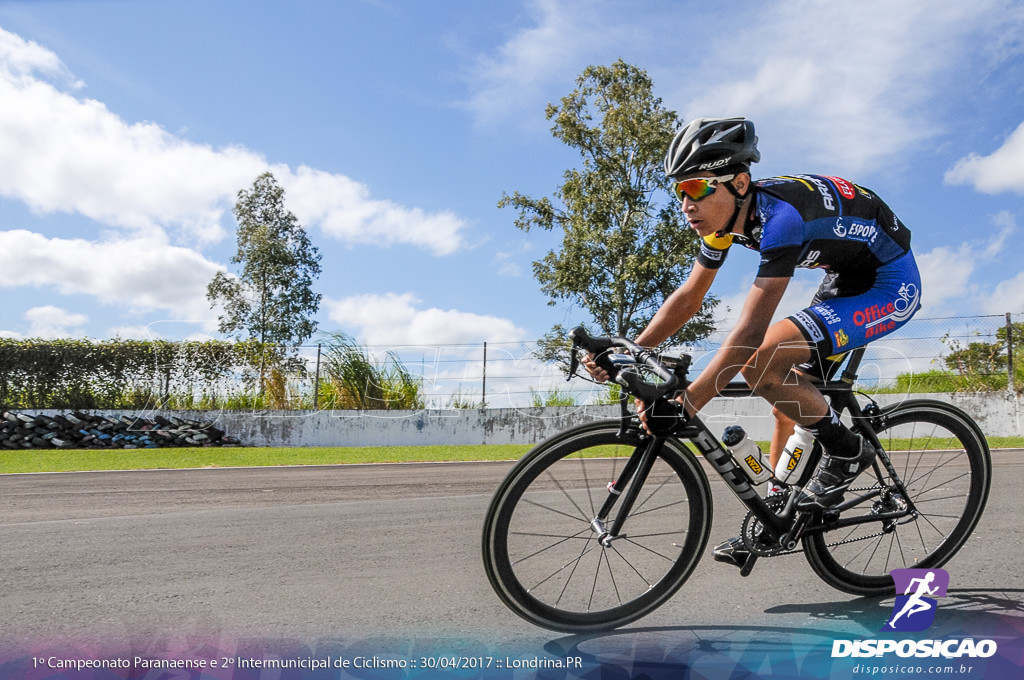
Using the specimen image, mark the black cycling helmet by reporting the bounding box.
[663,117,760,179]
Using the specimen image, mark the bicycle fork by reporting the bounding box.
[590,436,663,547]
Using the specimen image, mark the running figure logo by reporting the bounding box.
[882,568,950,632]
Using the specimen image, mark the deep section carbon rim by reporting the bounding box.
[483,424,712,632]
[803,402,990,595]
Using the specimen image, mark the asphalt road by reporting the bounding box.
[2,452,1022,661]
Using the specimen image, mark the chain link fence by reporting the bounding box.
[276,312,1018,411]
[2,314,1015,412]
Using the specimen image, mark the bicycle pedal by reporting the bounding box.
[739,552,758,577]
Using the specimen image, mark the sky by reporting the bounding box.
[0,0,1022,351]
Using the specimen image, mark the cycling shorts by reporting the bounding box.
[788,250,921,380]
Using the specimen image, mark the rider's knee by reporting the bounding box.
[742,362,787,395]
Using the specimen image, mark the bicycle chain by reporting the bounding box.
[742,486,903,556]
[741,494,791,556]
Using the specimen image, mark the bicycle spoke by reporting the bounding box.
[627,529,691,540]
[619,536,679,563]
[552,539,595,606]
[631,469,680,516]
[600,547,623,608]
[609,543,656,588]
[545,470,593,523]
[575,454,597,518]
[510,527,593,567]
[487,426,710,628]
[908,454,966,491]
[912,470,971,498]
[520,496,590,524]
[631,496,690,517]
[523,542,596,595]
[804,402,989,596]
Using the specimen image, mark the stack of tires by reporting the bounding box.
[0,411,243,449]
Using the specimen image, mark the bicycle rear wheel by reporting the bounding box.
[803,400,991,595]
[482,421,712,632]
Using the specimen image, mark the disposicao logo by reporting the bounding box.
[883,568,949,632]
[831,568,998,659]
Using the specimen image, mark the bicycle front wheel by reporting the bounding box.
[482,421,712,632]
[803,400,991,595]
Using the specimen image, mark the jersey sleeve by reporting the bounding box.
[696,232,733,269]
[756,245,803,278]
[754,193,804,278]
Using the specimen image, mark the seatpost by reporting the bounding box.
[840,347,866,384]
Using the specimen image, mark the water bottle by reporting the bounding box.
[775,425,815,485]
[722,425,773,485]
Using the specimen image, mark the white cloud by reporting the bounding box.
[0,229,223,321]
[945,120,1024,194]
[0,40,263,244]
[279,166,466,256]
[0,26,469,253]
[461,0,631,127]
[915,245,977,314]
[987,271,1024,314]
[324,292,527,345]
[23,305,88,339]
[108,324,163,340]
[0,25,81,86]
[680,1,1013,175]
[464,0,1019,175]
[910,211,1018,315]
[493,251,523,277]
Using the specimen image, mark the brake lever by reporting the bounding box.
[567,341,580,381]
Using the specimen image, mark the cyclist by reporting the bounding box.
[584,117,921,567]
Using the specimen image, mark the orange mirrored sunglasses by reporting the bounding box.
[671,174,736,202]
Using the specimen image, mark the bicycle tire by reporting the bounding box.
[803,399,991,595]
[482,420,713,632]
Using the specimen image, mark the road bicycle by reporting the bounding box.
[481,327,991,632]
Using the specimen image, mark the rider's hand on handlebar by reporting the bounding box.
[582,353,611,383]
[636,391,693,435]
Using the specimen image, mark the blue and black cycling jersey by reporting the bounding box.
[697,174,912,294]
[694,174,920,374]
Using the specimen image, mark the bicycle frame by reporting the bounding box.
[597,345,918,558]
[486,330,991,629]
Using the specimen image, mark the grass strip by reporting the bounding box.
[1,437,1020,474]
[0,445,534,474]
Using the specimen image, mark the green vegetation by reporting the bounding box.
[3,438,1020,474]
[530,388,579,407]
[0,332,426,411]
[207,173,322,355]
[864,321,1021,395]
[0,338,250,410]
[317,332,424,410]
[499,60,717,365]
[0,445,531,473]
[866,368,1018,395]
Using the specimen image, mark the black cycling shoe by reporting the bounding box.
[796,435,876,510]
[712,536,749,568]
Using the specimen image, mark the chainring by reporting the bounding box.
[741,492,791,557]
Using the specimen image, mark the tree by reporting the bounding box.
[942,321,1023,393]
[499,60,717,350]
[207,172,322,385]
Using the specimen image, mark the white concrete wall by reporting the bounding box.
[150,391,1020,447]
